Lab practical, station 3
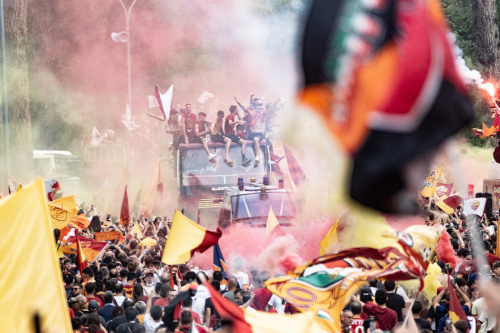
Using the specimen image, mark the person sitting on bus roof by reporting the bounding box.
[236,124,246,140]
[193,112,217,162]
[225,105,251,167]
[210,110,234,166]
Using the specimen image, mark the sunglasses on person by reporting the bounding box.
[73,288,80,291]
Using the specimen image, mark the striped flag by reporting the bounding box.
[75,232,88,274]
[161,210,222,265]
[205,280,324,333]
[448,275,467,323]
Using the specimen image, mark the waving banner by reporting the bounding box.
[265,225,442,332]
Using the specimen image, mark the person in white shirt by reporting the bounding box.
[143,290,163,333]
[233,258,250,289]
[142,272,156,295]
[266,294,286,314]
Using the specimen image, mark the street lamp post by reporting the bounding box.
[0,0,9,194]
[112,0,138,115]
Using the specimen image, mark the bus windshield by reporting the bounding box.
[231,191,295,219]
[180,145,266,194]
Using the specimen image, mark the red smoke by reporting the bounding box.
[189,217,334,276]
[436,232,457,268]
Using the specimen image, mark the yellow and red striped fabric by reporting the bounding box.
[161,210,221,265]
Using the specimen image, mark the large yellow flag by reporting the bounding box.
[161,210,222,265]
[421,163,443,197]
[319,219,339,256]
[0,179,72,332]
[48,195,79,229]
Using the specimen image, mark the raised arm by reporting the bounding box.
[433,284,447,311]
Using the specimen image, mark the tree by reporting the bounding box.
[1,0,33,182]
[472,0,500,79]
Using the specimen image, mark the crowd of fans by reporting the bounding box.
[338,199,500,333]
[61,175,500,333]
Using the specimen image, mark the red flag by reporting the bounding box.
[203,280,252,333]
[435,183,453,199]
[75,232,88,274]
[448,275,467,323]
[120,185,130,227]
[169,266,174,289]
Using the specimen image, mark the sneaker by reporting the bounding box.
[242,158,251,166]
[254,159,260,168]
[208,153,217,162]
[224,159,234,167]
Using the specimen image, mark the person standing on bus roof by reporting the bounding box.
[193,112,217,162]
[181,103,197,144]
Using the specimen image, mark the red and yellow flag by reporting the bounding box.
[265,206,285,237]
[266,225,443,332]
[75,232,88,273]
[205,280,324,333]
[62,236,108,263]
[448,275,467,323]
[120,185,130,226]
[161,210,222,265]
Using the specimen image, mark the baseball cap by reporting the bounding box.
[88,300,99,311]
[360,287,372,296]
[145,272,154,277]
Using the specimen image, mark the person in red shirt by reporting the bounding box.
[85,283,104,308]
[154,284,171,307]
[350,302,366,333]
[224,105,251,166]
[175,310,207,333]
[123,273,136,298]
[363,289,397,332]
[181,298,202,325]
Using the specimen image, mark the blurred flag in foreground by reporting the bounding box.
[205,280,324,333]
[162,210,222,265]
[266,225,442,332]
[0,179,72,332]
[299,0,474,213]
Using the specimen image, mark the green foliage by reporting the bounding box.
[441,0,477,66]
